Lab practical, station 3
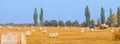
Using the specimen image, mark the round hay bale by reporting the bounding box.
[40,28,43,31]
[23,27,27,29]
[44,27,47,29]
[111,29,114,32]
[0,26,2,28]
[80,28,85,33]
[16,27,20,31]
[42,30,47,33]
[111,27,115,29]
[26,31,31,36]
[31,26,34,28]
[90,29,94,32]
[7,26,12,29]
[31,29,35,32]
[64,27,68,29]
[49,32,58,38]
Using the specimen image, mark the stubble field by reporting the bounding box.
[0,26,120,44]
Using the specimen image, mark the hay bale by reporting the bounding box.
[40,28,43,31]
[24,27,27,29]
[21,32,26,44]
[31,29,35,32]
[16,27,20,30]
[44,27,47,29]
[64,27,68,29]
[80,28,85,33]
[1,32,19,44]
[0,26,2,28]
[90,29,94,32]
[42,30,47,33]
[31,26,34,28]
[111,29,114,32]
[110,27,115,33]
[111,27,115,29]
[26,31,31,36]
[49,32,58,38]
[7,26,12,29]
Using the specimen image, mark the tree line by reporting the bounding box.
[33,6,120,27]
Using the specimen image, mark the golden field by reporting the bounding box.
[0,26,120,44]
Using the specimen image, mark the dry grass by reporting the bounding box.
[113,28,120,40]
[0,26,120,44]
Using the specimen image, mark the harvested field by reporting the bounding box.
[0,26,120,44]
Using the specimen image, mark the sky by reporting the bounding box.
[0,0,120,24]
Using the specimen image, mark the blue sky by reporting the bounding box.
[0,0,120,24]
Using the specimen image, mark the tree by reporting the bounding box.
[107,9,113,27]
[101,7,105,24]
[40,8,44,26]
[85,5,90,27]
[96,18,101,27]
[117,7,120,27]
[58,20,64,27]
[33,8,38,25]
[50,20,58,27]
[109,9,113,23]
[96,22,101,27]
[44,20,50,27]
[65,20,72,27]
[72,20,80,27]
[90,20,95,25]
[80,22,87,27]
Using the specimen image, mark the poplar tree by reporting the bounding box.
[85,5,90,27]
[33,8,38,25]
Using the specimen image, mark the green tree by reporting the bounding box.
[65,20,72,27]
[58,20,64,27]
[44,20,50,27]
[107,9,113,27]
[40,8,44,26]
[101,7,105,24]
[85,5,90,27]
[80,22,87,27]
[72,20,80,27]
[50,20,58,27]
[90,20,95,25]
[117,7,120,27]
[33,8,38,25]
[109,9,113,23]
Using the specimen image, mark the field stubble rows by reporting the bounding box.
[0,26,120,44]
